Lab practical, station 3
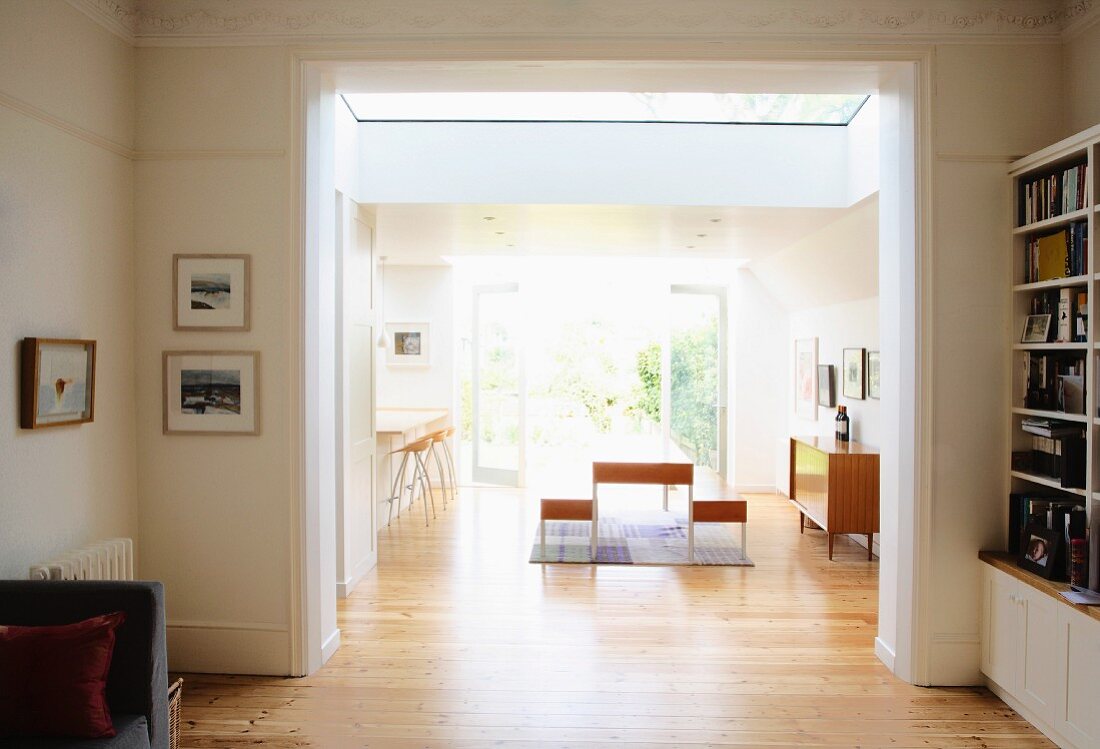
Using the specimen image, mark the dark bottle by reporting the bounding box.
[835,405,850,442]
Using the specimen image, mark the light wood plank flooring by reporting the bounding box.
[178,484,1050,748]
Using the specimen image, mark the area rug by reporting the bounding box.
[529,510,753,566]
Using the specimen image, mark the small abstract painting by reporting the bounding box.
[164,351,259,435]
[867,350,881,400]
[21,338,96,429]
[794,338,817,420]
[175,255,250,330]
[843,347,866,400]
[386,323,430,366]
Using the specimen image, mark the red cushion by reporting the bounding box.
[0,611,125,739]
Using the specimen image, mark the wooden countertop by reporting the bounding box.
[791,435,878,455]
[980,550,1100,623]
[376,409,448,435]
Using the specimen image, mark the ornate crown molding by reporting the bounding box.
[68,0,1098,45]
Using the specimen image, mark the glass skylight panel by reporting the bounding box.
[342,92,869,125]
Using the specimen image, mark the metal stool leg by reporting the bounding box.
[414,450,436,525]
[440,437,458,500]
[387,452,410,525]
[429,443,449,509]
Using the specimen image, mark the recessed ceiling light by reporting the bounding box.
[710,218,721,223]
[696,233,707,238]
[483,216,496,221]
[495,231,504,235]
[686,245,695,249]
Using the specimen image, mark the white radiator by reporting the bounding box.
[29,538,134,581]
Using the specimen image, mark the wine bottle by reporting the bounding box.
[835,405,850,442]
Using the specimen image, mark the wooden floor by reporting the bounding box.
[179,482,1051,748]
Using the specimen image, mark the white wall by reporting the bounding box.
[0,1,138,579]
[377,265,456,411]
[1065,19,1100,135]
[358,120,851,207]
[133,45,295,675]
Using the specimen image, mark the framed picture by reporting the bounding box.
[842,347,866,400]
[1021,313,1051,343]
[817,364,835,407]
[794,338,817,420]
[1018,525,1061,579]
[163,351,260,435]
[386,323,430,366]
[20,338,96,429]
[174,254,250,331]
[867,351,881,400]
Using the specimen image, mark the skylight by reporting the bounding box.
[342,92,870,126]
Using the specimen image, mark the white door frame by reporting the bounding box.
[291,48,932,685]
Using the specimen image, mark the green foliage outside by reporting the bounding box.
[533,321,622,436]
[627,342,662,424]
[670,318,718,469]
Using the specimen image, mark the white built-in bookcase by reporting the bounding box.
[1009,124,1100,591]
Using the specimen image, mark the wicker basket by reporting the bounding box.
[168,678,183,749]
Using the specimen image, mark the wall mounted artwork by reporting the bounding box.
[817,364,835,408]
[794,338,817,420]
[174,254,250,331]
[20,338,96,429]
[843,347,866,400]
[867,350,881,399]
[163,351,260,435]
[385,322,430,366]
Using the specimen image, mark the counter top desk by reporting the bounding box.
[788,436,879,560]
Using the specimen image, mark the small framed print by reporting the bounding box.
[1021,314,1052,343]
[385,323,430,366]
[842,348,866,400]
[867,351,881,400]
[794,338,817,420]
[163,351,260,435]
[1018,525,1061,579]
[20,338,96,429]
[174,254,250,331]
[817,364,835,408]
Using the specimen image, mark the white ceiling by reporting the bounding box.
[374,203,856,263]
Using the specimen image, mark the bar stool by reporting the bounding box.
[384,437,437,527]
[424,426,458,509]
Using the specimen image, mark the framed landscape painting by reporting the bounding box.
[385,322,430,366]
[163,351,260,435]
[174,254,250,331]
[20,338,96,429]
[867,350,881,399]
[794,338,817,420]
[843,347,866,400]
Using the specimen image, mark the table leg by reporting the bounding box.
[799,512,804,534]
[828,533,834,560]
[867,534,873,561]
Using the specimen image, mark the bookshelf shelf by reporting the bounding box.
[1012,407,1088,422]
[1013,276,1089,292]
[1010,470,1088,496]
[1013,206,1090,235]
[1009,126,1097,594]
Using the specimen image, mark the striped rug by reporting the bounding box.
[529,510,753,566]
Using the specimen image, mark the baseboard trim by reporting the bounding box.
[875,637,896,671]
[321,628,341,664]
[927,634,982,685]
[986,677,1080,749]
[336,555,376,598]
[167,623,290,675]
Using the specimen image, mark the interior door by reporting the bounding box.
[472,283,524,486]
[668,285,728,478]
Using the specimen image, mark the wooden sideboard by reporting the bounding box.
[788,436,880,560]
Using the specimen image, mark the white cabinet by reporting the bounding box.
[981,563,1100,749]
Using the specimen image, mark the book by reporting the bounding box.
[1037,229,1069,281]
[1056,288,1073,341]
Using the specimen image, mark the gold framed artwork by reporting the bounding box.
[20,338,96,429]
[163,351,260,435]
[173,254,251,331]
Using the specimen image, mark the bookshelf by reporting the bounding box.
[1009,124,1100,591]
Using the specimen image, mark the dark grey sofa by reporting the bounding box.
[0,581,168,749]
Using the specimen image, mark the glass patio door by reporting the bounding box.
[668,285,727,478]
[472,283,525,486]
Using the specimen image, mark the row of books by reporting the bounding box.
[1008,493,1088,585]
[1021,354,1086,414]
[1022,222,1088,283]
[1025,287,1088,342]
[1018,162,1089,226]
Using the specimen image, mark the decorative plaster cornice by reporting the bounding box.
[68,0,1098,45]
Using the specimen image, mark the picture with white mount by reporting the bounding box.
[181,369,241,415]
[191,273,231,310]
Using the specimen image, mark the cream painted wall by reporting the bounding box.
[133,46,294,675]
[1065,20,1100,135]
[0,1,138,579]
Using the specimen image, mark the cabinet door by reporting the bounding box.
[1058,606,1100,747]
[980,566,1018,688]
[1016,584,1061,725]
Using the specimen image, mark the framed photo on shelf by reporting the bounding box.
[1017,525,1061,579]
[174,254,251,331]
[385,322,430,366]
[794,338,817,420]
[1021,313,1051,343]
[20,338,96,429]
[866,351,881,400]
[163,351,260,435]
[817,364,835,407]
[842,348,865,400]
